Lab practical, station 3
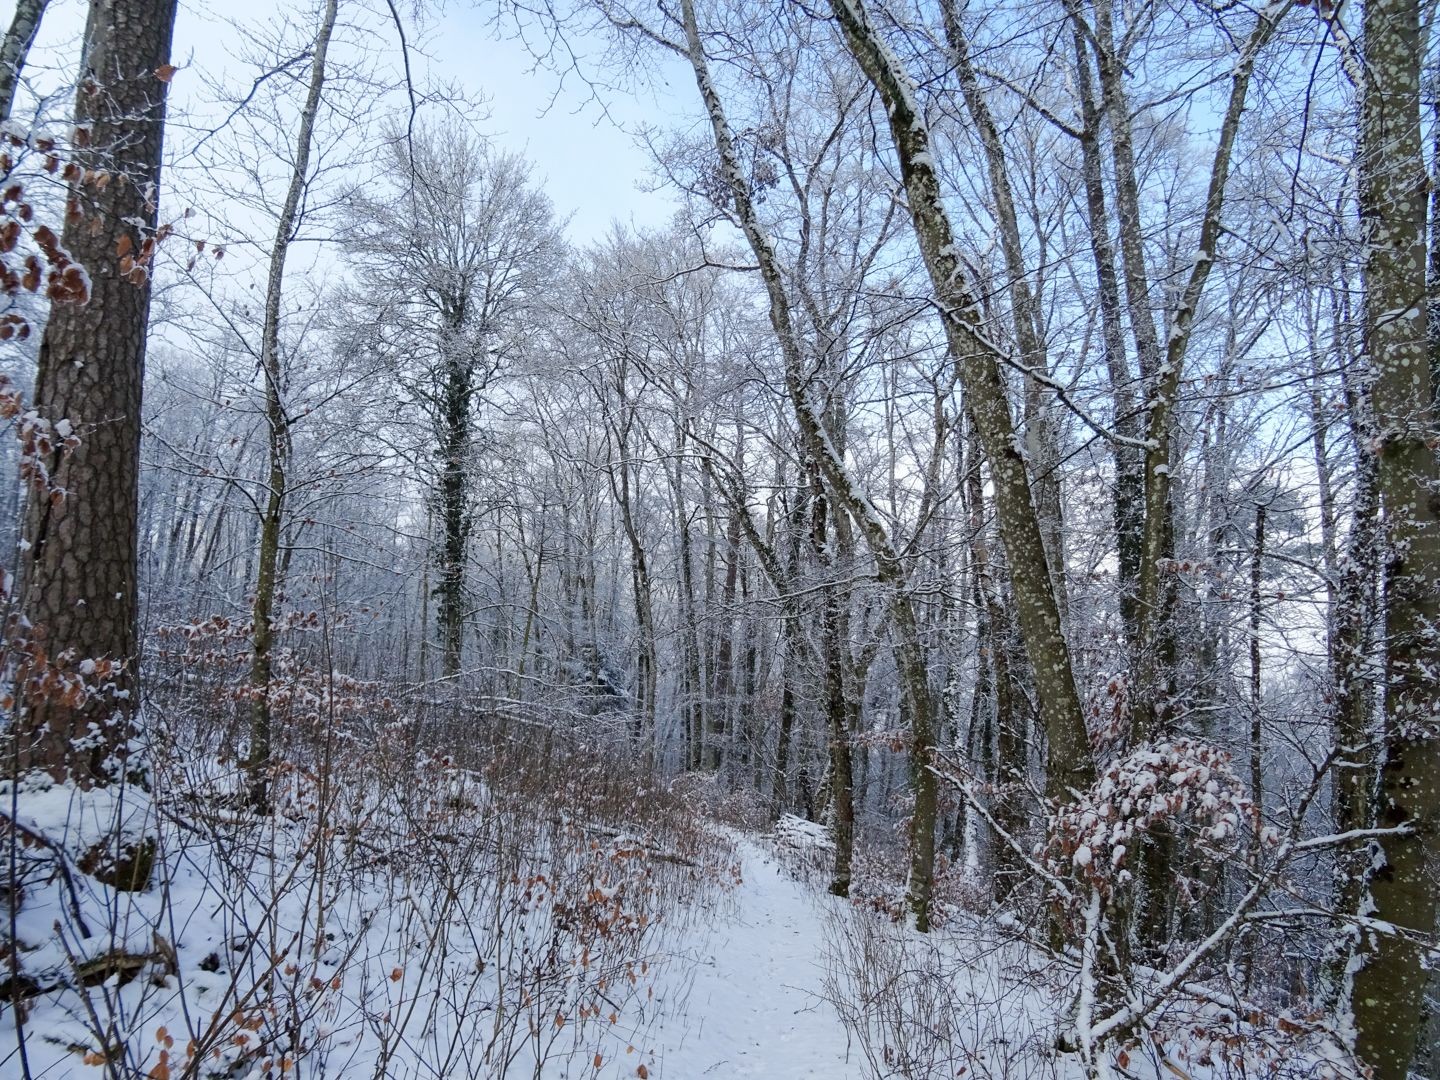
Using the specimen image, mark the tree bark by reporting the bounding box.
[14,0,177,888]
[1348,0,1440,1070]
[1427,91,1440,405]
[1081,0,1162,389]
[0,0,48,123]
[245,0,338,813]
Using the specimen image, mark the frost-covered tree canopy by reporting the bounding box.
[0,0,1434,1075]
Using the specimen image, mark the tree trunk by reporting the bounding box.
[1128,0,1285,748]
[673,429,705,772]
[964,412,1024,896]
[1069,19,1144,647]
[811,482,855,897]
[1348,0,1440,1068]
[1082,0,1162,388]
[772,623,798,814]
[0,0,48,123]
[825,0,1095,813]
[1247,502,1266,871]
[17,0,176,773]
[681,0,943,925]
[944,0,1069,624]
[708,500,741,772]
[14,0,177,888]
[617,458,656,745]
[437,320,473,681]
[1427,91,1440,405]
[245,0,338,813]
[1324,410,1379,1003]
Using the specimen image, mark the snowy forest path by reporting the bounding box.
[650,836,865,1078]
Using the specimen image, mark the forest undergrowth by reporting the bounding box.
[0,600,1377,1080]
[1,698,744,1080]
[812,792,1358,1080]
[1,707,1372,1080]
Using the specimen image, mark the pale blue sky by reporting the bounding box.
[411,3,685,243]
[9,0,683,245]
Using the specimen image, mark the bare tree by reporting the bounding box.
[346,124,562,683]
[244,0,339,813]
[822,0,1096,816]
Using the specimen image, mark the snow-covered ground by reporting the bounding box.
[649,837,862,1079]
[0,749,751,1079]
[0,788,866,1079]
[0,771,1353,1080]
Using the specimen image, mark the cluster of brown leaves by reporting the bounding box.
[851,727,911,753]
[155,609,345,648]
[115,224,171,287]
[1046,739,1257,899]
[2,122,200,321]
[0,133,96,320]
[153,610,390,737]
[6,636,91,713]
[1086,671,1131,750]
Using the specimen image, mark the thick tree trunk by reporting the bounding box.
[1348,0,1440,1070]
[17,0,176,777]
[14,0,177,887]
[1428,93,1440,405]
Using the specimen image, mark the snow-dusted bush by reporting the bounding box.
[818,737,1365,1080]
[824,903,1065,1079]
[2,703,738,1078]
